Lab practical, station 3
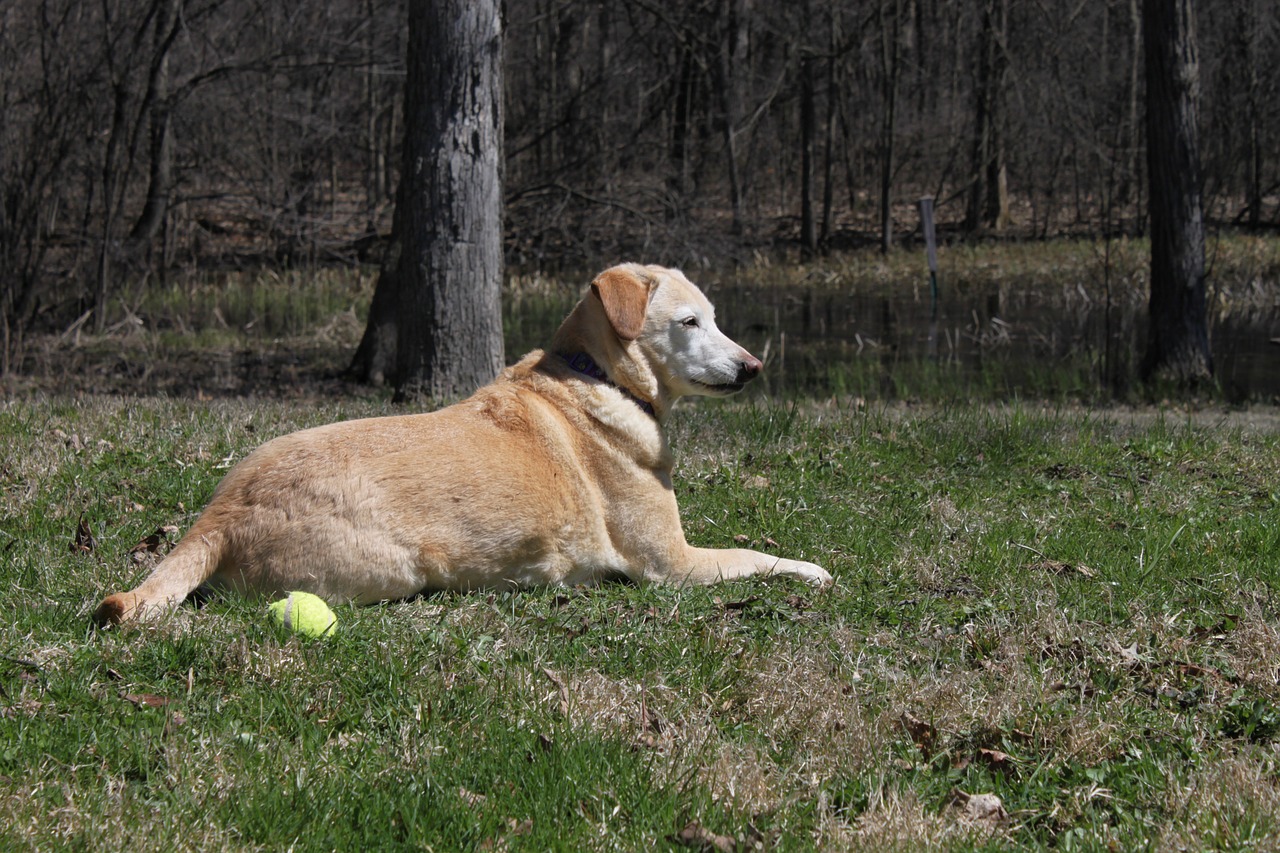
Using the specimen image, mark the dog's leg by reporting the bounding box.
[670,547,833,588]
[93,524,225,627]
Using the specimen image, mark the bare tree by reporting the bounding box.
[965,0,1011,232]
[126,0,183,252]
[877,0,904,252]
[350,0,504,400]
[715,0,752,235]
[1141,0,1212,386]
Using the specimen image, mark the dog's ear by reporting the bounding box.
[591,267,655,341]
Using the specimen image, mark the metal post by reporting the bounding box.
[918,197,940,357]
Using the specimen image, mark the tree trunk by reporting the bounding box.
[1233,0,1262,227]
[964,0,1010,233]
[127,0,182,250]
[1140,0,1211,386]
[799,53,817,255]
[667,49,695,218]
[717,0,750,235]
[878,0,902,253]
[1116,0,1143,209]
[820,3,839,247]
[350,0,505,401]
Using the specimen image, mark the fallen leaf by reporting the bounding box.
[1116,642,1142,665]
[951,789,1008,823]
[123,693,172,709]
[639,694,663,734]
[672,821,735,852]
[458,787,487,807]
[130,526,178,563]
[901,711,938,760]
[70,515,96,555]
[1190,614,1241,640]
[53,430,84,451]
[542,667,569,717]
[164,712,188,736]
[977,747,1015,774]
[0,699,44,718]
[1030,559,1095,578]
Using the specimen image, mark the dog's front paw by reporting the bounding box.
[93,592,141,628]
[805,565,834,589]
[788,561,833,589]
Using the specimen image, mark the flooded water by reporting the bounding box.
[506,279,1280,403]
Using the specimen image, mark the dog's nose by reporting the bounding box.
[736,353,763,383]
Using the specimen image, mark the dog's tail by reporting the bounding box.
[93,516,227,628]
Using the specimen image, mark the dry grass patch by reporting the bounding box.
[1157,756,1280,850]
[732,639,885,776]
[818,787,1013,851]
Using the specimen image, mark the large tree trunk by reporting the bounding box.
[350,0,505,401]
[1141,0,1211,386]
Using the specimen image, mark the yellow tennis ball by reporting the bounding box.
[268,591,337,639]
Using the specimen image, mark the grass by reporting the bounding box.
[2,394,1279,850]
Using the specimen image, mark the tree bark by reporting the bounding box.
[1116,0,1143,209]
[964,0,1010,233]
[666,48,696,218]
[127,0,182,249]
[799,53,818,255]
[1141,0,1212,386]
[350,0,505,400]
[1232,0,1262,226]
[717,0,750,235]
[877,0,902,253]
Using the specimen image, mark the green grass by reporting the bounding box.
[2,396,1279,849]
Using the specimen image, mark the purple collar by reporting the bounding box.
[558,352,657,418]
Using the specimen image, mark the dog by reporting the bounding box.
[94,263,832,626]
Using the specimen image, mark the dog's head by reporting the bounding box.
[554,264,762,414]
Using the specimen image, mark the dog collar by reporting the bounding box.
[558,352,657,419]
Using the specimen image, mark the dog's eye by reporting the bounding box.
[681,317,700,328]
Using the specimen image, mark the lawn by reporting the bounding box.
[2,395,1279,850]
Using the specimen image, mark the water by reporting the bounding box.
[505,280,1280,403]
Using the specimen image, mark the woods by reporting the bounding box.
[1,0,1277,383]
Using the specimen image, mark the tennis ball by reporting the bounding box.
[268,591,337,639]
